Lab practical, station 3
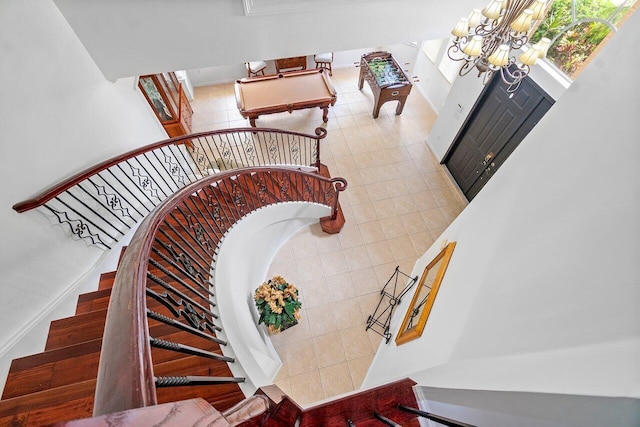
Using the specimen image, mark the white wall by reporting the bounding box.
[415,387,640,427]
[365,5,640,410]
[51,0,479,81]
[214,202,330,396]
[0,0,166,388]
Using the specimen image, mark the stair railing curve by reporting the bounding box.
[12,127,327,250]
[93,166,347,417]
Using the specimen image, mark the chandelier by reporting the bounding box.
[448,0,554,91]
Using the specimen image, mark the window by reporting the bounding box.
[531,0,638,78]
[421,38,461,84]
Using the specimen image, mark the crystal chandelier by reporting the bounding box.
[448,0,554,91]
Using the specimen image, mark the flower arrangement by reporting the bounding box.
[254,276,302,333]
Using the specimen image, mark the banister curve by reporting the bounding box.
[12,127,327,213]
[93,166,346,416]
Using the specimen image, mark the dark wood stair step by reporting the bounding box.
[2,339,102,400]
[301,378,418,427]
[45,310,107,351]
[97,271,116,291]
[0,379,95,424]
[75,288,112,315]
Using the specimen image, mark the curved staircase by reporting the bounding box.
[4,127,473,426]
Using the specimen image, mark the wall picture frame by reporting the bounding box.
[395,241,456,345]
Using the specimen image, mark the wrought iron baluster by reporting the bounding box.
[149,337,234,362]
[150,246,212,297]
[155,375,244,387]
[166,212,214,263]
[154,239,210,286]
[373,413,401,427]
[167,144,199,183]
[234,173,259,212]
[140,153,171,199]
[43,204,111,249]
[397,405,477,427]
[157,227,210,273]
[145,287,220,332]
[151,149,183,191]
[63,190,126,238]
[222,132,244,168]
[252,131,269,165]
[148,257,214,299]
[220,177,248,219]
[202,184,235,229]
[90,174,145,218]
[147,309,225,344]
[187,190,225,243]
[77,182,134,230]
[117,162,159,206]
[105,167,154,214]
[182,211,216,256]
[146,273,215,316]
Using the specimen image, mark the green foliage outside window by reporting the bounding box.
[531,0,635,77]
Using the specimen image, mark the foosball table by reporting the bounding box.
[358,51,413,119]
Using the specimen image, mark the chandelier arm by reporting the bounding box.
[459,59,481,77]
[447,38,468,62]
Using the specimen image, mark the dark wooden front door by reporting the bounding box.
[444,73,554,201]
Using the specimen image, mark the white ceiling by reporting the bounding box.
[52,0,481,81]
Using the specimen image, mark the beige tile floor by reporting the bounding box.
[191,66,467,406]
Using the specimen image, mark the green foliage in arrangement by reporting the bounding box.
[254,276,302,333]
[531,0,633,76]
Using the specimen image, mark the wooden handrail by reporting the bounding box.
[12,127,327,213]
[93,166,346,416]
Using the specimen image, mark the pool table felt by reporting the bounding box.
[235,70,336,112]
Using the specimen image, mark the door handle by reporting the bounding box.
[481,152,494,166]
[485,162,496,174]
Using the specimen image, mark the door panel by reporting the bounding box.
[444,74,554,201]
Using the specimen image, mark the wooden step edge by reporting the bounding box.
[6,339,102,373]
[45,310,108,351]
[77,289,112,304]
[47,309,107,331]
[0,379,96,419]
[117,246,128,267]
[76,289,112,315]
[98,271,117,290]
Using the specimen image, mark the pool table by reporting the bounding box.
[234,68,337,127]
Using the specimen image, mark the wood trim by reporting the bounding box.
[395,242,456,346]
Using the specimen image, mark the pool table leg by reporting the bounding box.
[249,117,257,127]
[322,107,329,123]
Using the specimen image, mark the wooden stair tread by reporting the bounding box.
[0,379,96,419]
[45,310,108,351]
[97,271,116,291]
[3,339,102,399]
[75,289,112,315]
[301,378,418,427]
